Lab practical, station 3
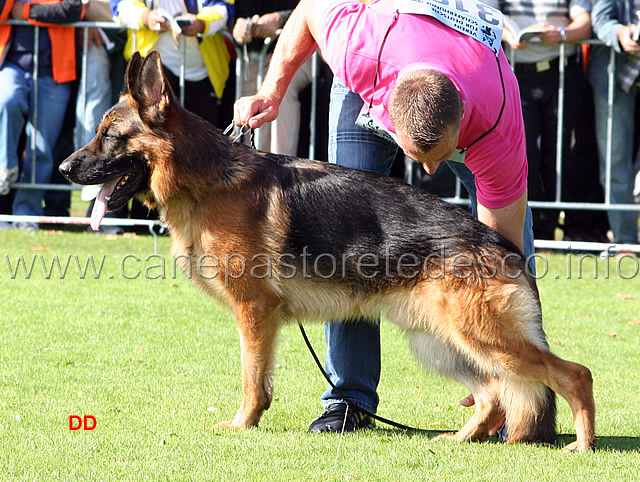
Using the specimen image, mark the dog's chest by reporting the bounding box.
[168,226,238,305]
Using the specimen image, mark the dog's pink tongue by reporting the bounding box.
[90,177,120,231]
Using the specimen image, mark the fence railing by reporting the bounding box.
[0,20,638,252]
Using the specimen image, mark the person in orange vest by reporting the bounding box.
[0,0,85,230]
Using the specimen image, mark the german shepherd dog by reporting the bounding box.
[59,51,596,452]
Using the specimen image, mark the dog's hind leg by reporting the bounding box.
[464,278,594,450]
[548,358,595,452]
[407,331,504,442]
[216,299,280,429]
[455,297,593,449]
[410,276,593,449]
[499,348,595,452]
[435,377,504,442]
[467,282,593,449]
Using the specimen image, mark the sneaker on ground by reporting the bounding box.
[100,225,124,235]
[308,403,374,433]
[14,221,39,232]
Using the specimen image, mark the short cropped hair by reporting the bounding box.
[388,70,462,153]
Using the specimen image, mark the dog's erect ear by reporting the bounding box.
[124,51,144,95]
[128,50,172,123]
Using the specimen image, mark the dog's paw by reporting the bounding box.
[214,419,258,430]
[214,420,241,430]
[562,439,596,453]
[433,433,458,442]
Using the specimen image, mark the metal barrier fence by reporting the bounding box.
[0,20,638,252]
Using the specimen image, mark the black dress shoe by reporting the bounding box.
[308,403,374,433]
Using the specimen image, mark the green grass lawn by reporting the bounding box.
[0,229,639,480]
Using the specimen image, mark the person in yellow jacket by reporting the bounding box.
[0,0,85,229]
[114,0,234,124]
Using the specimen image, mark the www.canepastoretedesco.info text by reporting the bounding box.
[2,252,639,281]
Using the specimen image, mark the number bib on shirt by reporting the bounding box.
[355,109,398,145]
[354,0,503,160]
[393,0,503,56]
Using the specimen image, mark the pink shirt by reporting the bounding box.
[317,0,528,209]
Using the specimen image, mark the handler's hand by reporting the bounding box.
[233,95,280,129]
[460,394,475,407]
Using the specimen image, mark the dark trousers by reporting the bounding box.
[163,68,220,126]
[516,55,607,241]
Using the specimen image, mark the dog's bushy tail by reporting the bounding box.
[501,378,557,445]
[535,385,558,444]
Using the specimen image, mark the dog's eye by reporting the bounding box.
[100,128,116,142]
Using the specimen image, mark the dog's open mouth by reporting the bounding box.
[91,172,138,230]
[59,148,148,230]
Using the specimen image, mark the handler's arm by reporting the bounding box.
[477,190,527,253]
[233,0,345,128]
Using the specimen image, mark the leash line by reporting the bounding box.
[298,322,434,433]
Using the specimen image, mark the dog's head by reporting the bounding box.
[59,51,183,229]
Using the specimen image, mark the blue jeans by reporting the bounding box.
[592,86,639,244]
[320,80,536,413]
[0,61,72,216]
[75,45,112,149]
[322,81,399,413]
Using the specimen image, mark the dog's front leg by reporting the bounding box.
[216,300,279,429]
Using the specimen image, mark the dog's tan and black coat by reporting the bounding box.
[60,51,596,452]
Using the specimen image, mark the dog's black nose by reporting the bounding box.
[58,160,72,178]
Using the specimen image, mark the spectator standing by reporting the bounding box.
[588,0,640,245]
[74,6,130,233]
[0,0,85,230]
[114,0,234,125]
[76,3,127,150]
[487,0,604,241]
[232,1,312,156]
